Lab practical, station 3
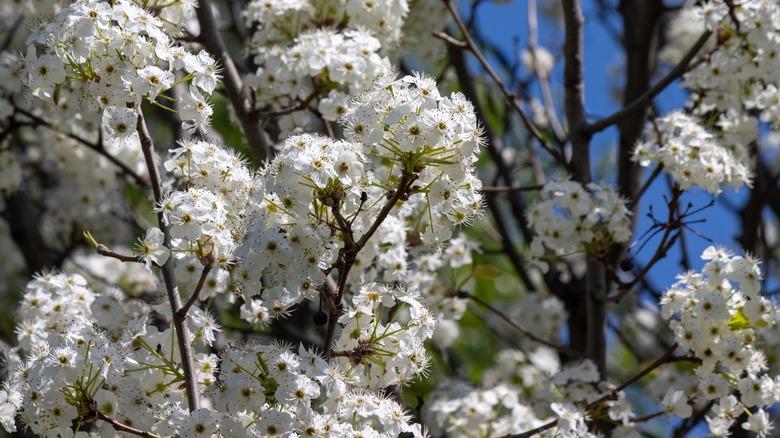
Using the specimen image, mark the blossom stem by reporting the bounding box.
[136,110,200,412]
[177,264,212,319]
[96,411,161,438]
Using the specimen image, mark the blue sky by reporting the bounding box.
[463,1,746,435]
[466,0,747,287]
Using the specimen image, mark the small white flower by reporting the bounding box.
[135,227,170,268]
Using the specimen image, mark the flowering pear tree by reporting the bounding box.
[0,0,779,437]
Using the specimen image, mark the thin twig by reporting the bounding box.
[460,291,580,357]
[177,264,213,318]
[432,31,467,48]
[95,244,144,264]
[136,111,200,412]
[526,0,566,144]
[586,31,712,134]
[13,106,149,188]
[442,0,568,167]
[96,411,161,438]
[480,184,544,193]
[506,344,680,438]
[258,89,321,117]
[628,164,663,209]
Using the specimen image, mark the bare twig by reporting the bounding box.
[432,31,467,48]
[13,106,149,188]
[442,0,567,167]
[136,111,200,412]
[95,244,144,264]
[460,291,580,358]
[195,0,270,162]
[480,184,544,193]
[96,411,161,438]
[586,31,712,134]
[177,264,213,319]
[526,0,566,144]
[258,89,321,117]
[506,344,681,438]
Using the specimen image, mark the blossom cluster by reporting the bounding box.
[145,139,256,303]
[634,112,751,194]
[660,246,779,436]
[342,73,484,229]
[20,0,218,135]
[233,73,483,322]
[424,352,645,438]
[0,271,431,437]
[243,0,403,135]
[525,178,631,271]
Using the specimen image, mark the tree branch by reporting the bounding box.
[442,0,568,167]
[136,111,200,412]
[585,30,712,134]
[194,0,270,163]
[13,106,149,188]
[460,291,579,357]
[96,411,161,438]
[177,264,213,319]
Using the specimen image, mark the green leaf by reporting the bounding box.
[728,306,750,330]
[473,265,503,279]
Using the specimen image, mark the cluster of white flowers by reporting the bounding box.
[681,1,780,129]
[343,73,484,229]
[20,0,218,135]
[147,139,256,302]
[406,235,478,346]
[0,270,430,437]
[233,73,483,322]
[244,0,405,136]
[333,283,435,387]
[525,178,631,271]
[634,112,751,194]
[660,246,779,437]
[423,353,645,438]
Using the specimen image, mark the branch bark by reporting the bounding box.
[136,111,200,412]
[195,0,270,163]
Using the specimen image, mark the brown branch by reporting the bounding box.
[322,172,418,356]
[194,0,270,163]
[527,0,566,144]
[506,344,681,438]
[177,264,213,319]
[480,184,544,193]
[432,31,467,48]
[258,89,321,117]
[96,412,160,438]
[442,0,568,167]
[95,244,144,264]
[136,111,200,412]
[585,30,712,134]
